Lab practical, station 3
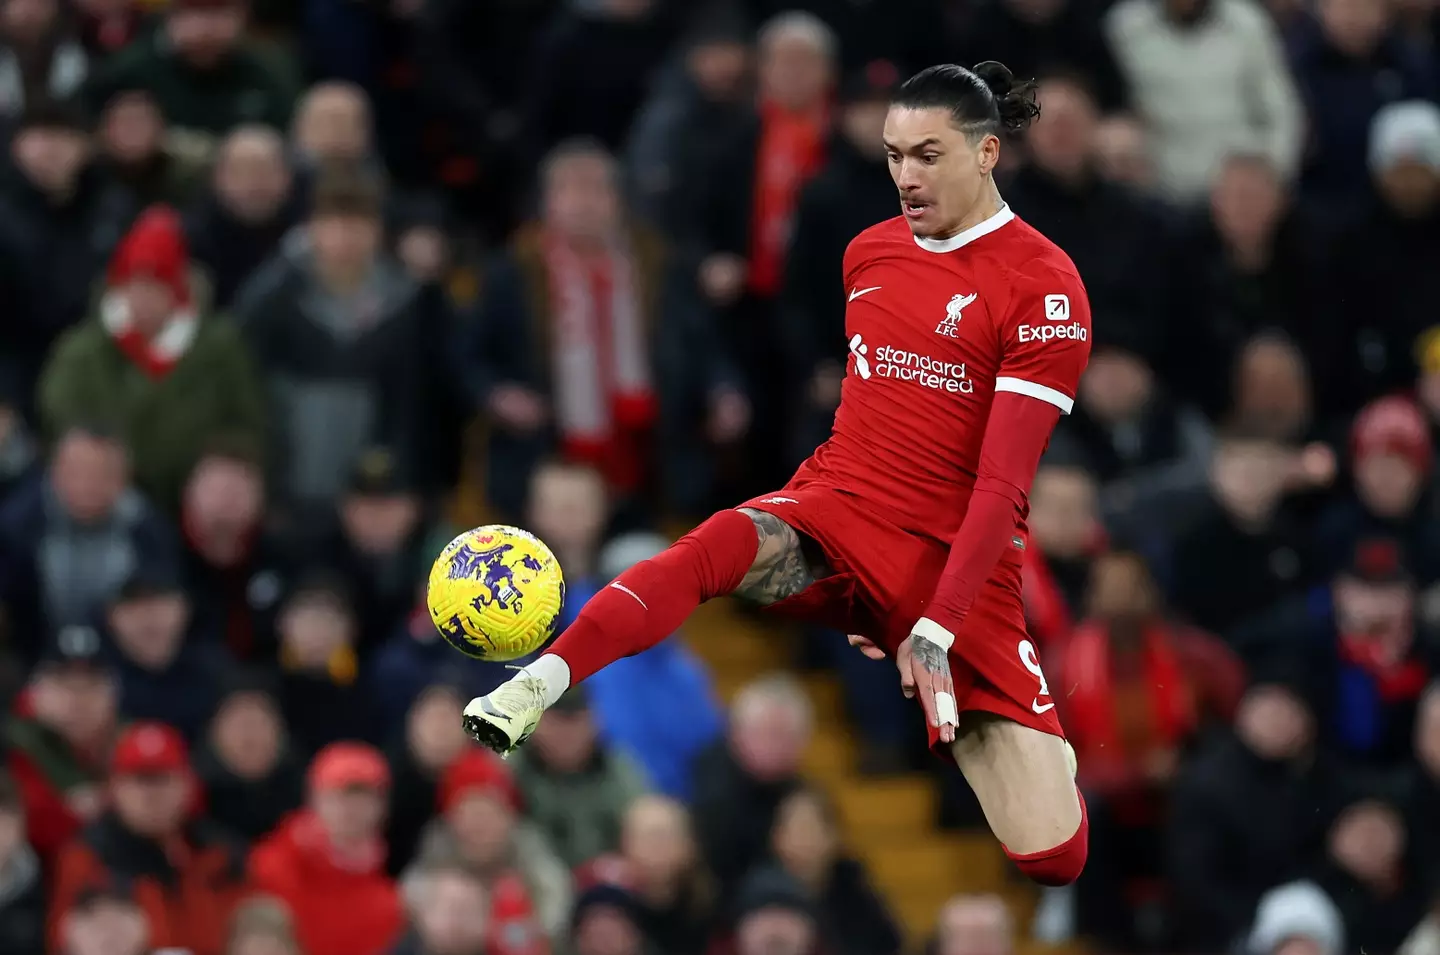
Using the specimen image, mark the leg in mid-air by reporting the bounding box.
[462,508,819,753]
[893,632,1087,886]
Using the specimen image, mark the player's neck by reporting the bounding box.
[936,181,1005,241]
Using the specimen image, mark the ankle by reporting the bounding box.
[520,654,571,707]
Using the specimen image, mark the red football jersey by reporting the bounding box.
[795,205,1092,542]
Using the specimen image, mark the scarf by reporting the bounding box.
[1062,619,1195,771]
[747,99,828,297]
[545,233,656,491]
[100,291,198,379]
[1338,630,1429,701]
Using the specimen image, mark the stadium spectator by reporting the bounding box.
[696,11,834,492]
[1287,0,1437,201]
[38,204,268,514]
[307,448,429,652]
[1326,101,1440,405]
[102,566,225,739]
[1021,464,1105,649]
[54,878,151,955]
[291,82,373,171]
[384,683,469,876]
[410,747,572,943]
[234,162,429,517]
[50,721,250,955]
[84,0,297,137]
[0,423,179,656]
[0,768,44,955]
[96,89,207,211]
[768,785,900,955]
[273,572,370,753]
[250,741,404,955]
[180,446,292,662]
[1245,881,1346,955]
[1316,396,1440,582]
[625,14,754,241]
[1104,0,1304,203]
[510,685,648,868]
[1167,671,1350,949]
[521,0,673,155]
[1177,153,1329,415]
[1165,429,1317,637]
[782,60,899,463]
[1056,550,1243,947]
[0,0,89,124]
[395,861,496,955]
[692,673,811,897]
[192,669,304,843]
[0,100,131,410]
[933,894,1013,955]
[225,895,302,955]
[462,138,746,519]
[1318,797,1427,953]
[576,794,717,955]
[711,867,821,955]
[3,627,112,863]
[570,882,653,955]
[185,125,298,310]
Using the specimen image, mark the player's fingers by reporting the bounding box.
[934,669,959,744]
[895,640,917,697]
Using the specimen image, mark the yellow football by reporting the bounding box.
[426,524,566,662]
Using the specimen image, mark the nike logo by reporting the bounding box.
[480,698,512,722]
[849,286,882,302]
[1032,699,1055,714]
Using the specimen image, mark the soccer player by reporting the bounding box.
[465,61,1093,886]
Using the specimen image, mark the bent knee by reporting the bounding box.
[1007,793,1089,885]
[952,716,1084,855]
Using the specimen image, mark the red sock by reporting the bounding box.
[544,509,759,684]
[1004,788,1089,886]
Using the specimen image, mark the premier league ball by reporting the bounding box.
[426,525,566,662]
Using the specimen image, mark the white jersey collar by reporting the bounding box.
[913,202,1015,253]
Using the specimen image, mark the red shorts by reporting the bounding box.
[739,482,1064,759]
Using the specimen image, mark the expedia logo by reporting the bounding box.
[1017,322,1087,344]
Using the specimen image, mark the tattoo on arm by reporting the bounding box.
[910,633,951,676]
[732,509,815,606]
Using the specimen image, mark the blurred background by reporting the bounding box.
[0,0,1436,954]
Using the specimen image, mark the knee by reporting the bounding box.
[1005,789,1090,887]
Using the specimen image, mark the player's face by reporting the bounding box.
[884,106,998,238]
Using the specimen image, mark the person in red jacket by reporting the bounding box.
[249,741,403,955]
[5,629,116,864]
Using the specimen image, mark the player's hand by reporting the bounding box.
[489,384,548,433]
[903,621,959,744]
[699,253,746,306]
[846,633,887,661]
[707,388,751,443]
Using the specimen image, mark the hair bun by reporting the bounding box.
[972,60,1041,132]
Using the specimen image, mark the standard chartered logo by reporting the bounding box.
[849,334,973,394]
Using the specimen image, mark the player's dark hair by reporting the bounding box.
[893,61,1041,137]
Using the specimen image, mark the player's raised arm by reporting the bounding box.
[908,270,1092,742]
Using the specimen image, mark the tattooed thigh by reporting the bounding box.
[732,508,816,606]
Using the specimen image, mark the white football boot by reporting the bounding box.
[462,674,548,756]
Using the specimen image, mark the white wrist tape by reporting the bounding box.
[911,616,955,652]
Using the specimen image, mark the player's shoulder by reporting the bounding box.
[992,217,1086,292]
[842,216,913,276]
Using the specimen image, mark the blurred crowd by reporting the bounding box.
[0,0,1437,954]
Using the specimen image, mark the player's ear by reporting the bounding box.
[978,133,1001,177]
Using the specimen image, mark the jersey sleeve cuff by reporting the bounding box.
[994,376,1075,414]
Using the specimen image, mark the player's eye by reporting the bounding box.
[923,154,940,164]
[886,152,900,163]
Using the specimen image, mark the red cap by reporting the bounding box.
[438,749,520,814]
[1352,395,1432,476]
[308,742,390,793]
[111,722,189,776]
[106,205,191,305]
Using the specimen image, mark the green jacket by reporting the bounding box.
[508,747,649,869]
[38,308,267,514]
[85,28,297,135]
